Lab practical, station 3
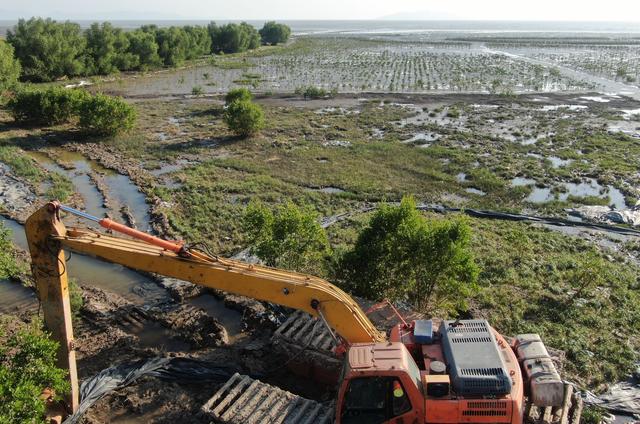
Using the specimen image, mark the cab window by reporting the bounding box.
[341,377,412,424]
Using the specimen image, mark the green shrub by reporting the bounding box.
[0,319,69,423]
[0,222,26,280]
[225,87,253,105]
[446,107,460,118]
[581,406,604,424]
[68,279,83,321]
[243,201,330,274]
[79,93,136,136]
[296,86,328,99]
[335,196,479,315]
[223,99,264,137]
[191,85,203,95]
[0,40,21,93]
[7,87,89,125]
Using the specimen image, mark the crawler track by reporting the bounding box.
[202,373,334,424]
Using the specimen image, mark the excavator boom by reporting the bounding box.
[25,202,383,412]
[55,228,381,343]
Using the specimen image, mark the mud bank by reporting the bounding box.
[71,285,332,423]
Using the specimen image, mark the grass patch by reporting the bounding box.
[45,172,74,202]
[470,218,640,388]
[0,145,43,182]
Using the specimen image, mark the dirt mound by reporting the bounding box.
[155,277,207,301]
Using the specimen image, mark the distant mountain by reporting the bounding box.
[378,10,463,20]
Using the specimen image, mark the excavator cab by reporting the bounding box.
[336,342,424,424]
[340,376,414,423]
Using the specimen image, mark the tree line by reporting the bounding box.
[3,18,292,83]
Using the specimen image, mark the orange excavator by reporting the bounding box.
[25,201,580,424]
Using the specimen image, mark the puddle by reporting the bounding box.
[404,132,440,144]
[548,156,572,168]
[188,294,244,341]
[307,186,346,194]
[103,173,151,232]
[512,178,556,204]
[559,179,626,210]
[371,128,384,138]
[527,186,554,203]
[520,137,538,146]
[621,108,640,120]
[131,321,190,351]
[471,104,499,109]
[540,105,588,112]
[524,178,627,209]
[580,96,610,103]
[148,160,193,177]
[511,177,536,186]
[608,121,640,138]
[465,188,486,196]
[315,107,359,115]
[0,279,37,314]
[322,140,351,147]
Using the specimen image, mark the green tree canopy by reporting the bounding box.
[84,22,135,74]
[259,21,292,45]
[210,22,260,54]
[7,17,86,82]
[243,201,330,274]
[223,99,265,137]
[0,40,21,92]
[183,26,211,60]
[336,196,479,315]
[125,29,162,70]
[155,27,189,66]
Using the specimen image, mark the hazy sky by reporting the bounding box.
[1,0,640,21]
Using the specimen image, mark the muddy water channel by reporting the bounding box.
[0,150,243,341]
[28,151,150,231]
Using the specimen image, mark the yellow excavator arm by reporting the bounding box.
[25,202,384,412]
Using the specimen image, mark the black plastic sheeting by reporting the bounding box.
[321,203,640,237]
[63,357,237,424]
[420,205,640,236]
[583,369,640,417]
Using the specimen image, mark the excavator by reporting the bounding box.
[25,201,582,424]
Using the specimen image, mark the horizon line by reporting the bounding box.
[1,17,640,23]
